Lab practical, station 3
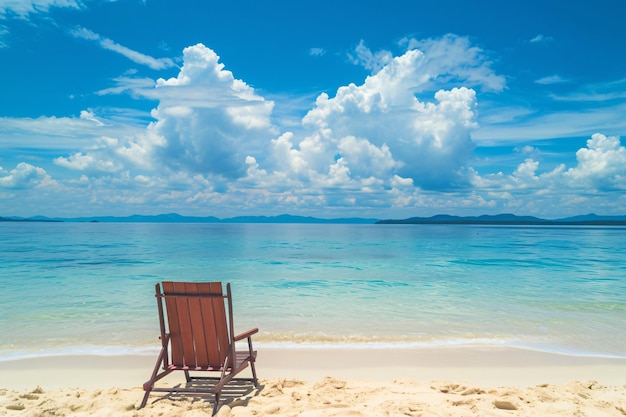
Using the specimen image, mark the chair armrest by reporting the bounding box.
[234,327,258,341]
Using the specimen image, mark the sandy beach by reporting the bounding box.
[1,347,625,416]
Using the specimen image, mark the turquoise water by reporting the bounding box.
[0,222,625,359]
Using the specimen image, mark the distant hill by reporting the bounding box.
[61,213,222,223]
[376,213,626,225]
[1,213,378,224]
[0,216,62,222]
[3,213,625,225]
[220,214,377,224]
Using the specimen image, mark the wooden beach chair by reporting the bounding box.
[140,281,258,414]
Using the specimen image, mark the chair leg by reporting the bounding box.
[212,392,221,416]
[139,389,151,409]
[139,345,168,409]
[250,360,259,387]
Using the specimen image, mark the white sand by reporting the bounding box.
[1,347,625,416]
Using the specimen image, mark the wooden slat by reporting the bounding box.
[162,281,184,366]
[210,282,230,366]
[186,282,209,367]
[172,281,195,367]
[197,282,221,368]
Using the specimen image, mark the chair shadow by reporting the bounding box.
[149,377,265,412]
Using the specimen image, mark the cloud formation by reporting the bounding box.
[0,162,55,189]
[2,36,625,217]
[565,133,626,191]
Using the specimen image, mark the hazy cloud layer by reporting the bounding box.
[0,0,80,18]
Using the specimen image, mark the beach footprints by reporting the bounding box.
[1,386,43,413]
[432,382,486,396]
[253,376,374,416]
[432,381,525,413]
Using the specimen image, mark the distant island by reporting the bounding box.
[376,213,626,226]
[0,217,62,223]
[1,213,626,225]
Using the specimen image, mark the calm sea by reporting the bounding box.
[0,222,624,360]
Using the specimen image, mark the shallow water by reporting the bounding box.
[1,222,624,359]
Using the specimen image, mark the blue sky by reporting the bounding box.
[1,0,625,219]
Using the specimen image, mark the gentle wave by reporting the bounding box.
[3,339,625,362]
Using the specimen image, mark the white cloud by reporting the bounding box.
[397,34,506,93]
[79,110,105,126]
[348,40,393,73]
[530,34,554,44]
[309,47,326,57]
[0,24,8,48]
[0,0,80,18]
[57,44,277,179]
[549,77,626,102]
[0,112,146,150]
[564,133,626,190]
[71,27,176,70]
[296,44,480,190]
[337,136,397,179]
[54,145,124,173]
[0,162,55,189]
[514,145,538,155]
[147,44,277,178]
[535,75,568,85]
[474,102,626,144]
[468,133,626,216]
[96,76,156,96]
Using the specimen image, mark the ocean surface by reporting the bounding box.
[1,222,625,360]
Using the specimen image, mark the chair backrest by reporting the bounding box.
[157,281,234,369]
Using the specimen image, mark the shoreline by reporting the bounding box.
[1,345,625,391]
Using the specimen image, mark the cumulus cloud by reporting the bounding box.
[0,162,55,189]
[58,44,277,180]
[564,133,626,190]
[147,44,276,179]
[468,133,626,216]
[70,27,176,70]
[294,46,480,190]
[54,136,125,173]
